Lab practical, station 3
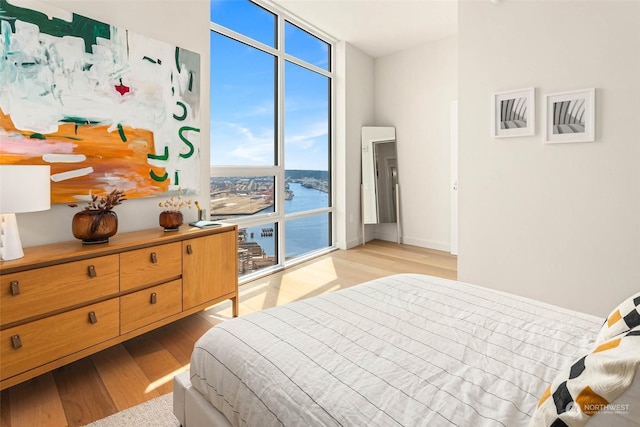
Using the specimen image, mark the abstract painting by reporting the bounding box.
[0,0,200,203]
[545,88,595,143]
[492,88,535,138]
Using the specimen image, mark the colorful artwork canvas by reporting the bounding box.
[0,0,200,203]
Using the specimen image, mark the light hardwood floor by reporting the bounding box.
[0,240,456,427]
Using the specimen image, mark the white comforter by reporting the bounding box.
[190,274,602,427]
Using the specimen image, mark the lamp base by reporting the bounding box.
[1,213,25,261]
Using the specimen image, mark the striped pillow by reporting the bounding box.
[596,292,640,344]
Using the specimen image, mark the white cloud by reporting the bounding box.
[211,121,273,165]
[285,120,328,150]
[210,119,329,169]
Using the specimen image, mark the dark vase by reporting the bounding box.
[72,210,118,244]
[159,211,183,231]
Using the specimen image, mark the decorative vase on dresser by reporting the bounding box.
[159,210,183,231]
[72,210,118,244]
[69,189,126,244]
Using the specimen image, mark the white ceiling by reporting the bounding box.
[275,0,458,58]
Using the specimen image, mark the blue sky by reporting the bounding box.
[209,0,329,171]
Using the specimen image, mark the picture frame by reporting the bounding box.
[492,88,535,138]
[545,88,595,143]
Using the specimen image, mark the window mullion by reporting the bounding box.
[283,53,331,78]
[210,22,279,57]
[276,12,286,267]
[284,206,333,221]
[330,44,336,246]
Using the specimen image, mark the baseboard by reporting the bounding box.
[372,232,451,253]
[336,235,365,249]
[369,231,396,243]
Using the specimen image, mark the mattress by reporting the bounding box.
[189,274,603,426]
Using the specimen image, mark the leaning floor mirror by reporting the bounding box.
[361,126,400,244]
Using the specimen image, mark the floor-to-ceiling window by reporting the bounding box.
[210,0,334,281]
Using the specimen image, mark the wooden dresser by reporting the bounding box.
[0,224,238,390]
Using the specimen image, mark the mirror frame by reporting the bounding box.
[361,126,397,225]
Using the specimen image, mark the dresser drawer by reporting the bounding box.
[120,242,182,291]
[120,279,182,334]
[0,255,119,325]
[0,299,119,381]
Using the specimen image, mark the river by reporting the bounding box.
[244,182,329,258]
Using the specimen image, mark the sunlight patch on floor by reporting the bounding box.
[204,257,342,317]
[145,364,190,393]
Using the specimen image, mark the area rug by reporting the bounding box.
[82,392,179,427]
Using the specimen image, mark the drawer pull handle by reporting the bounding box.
[88,265,97,278]
[186,244,193,255]
[150,292,157,304]
[88,311,98,324]
[11,335,22,349]
[150,252,158,264]
[10,280,20,296]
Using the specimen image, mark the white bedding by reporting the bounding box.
[189,274,603,427]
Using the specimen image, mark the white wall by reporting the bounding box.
[373,37,458,251]
[334,42,375,249]
[15,1,211,247]
[458,1,640,316]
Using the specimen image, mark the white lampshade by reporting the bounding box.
[1,165,51,213]
[0,165,51,260]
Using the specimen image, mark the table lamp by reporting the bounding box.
[0,165,51,261]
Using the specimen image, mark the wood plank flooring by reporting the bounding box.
[0,240,456,427]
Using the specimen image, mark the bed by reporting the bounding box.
[173,274,640,427]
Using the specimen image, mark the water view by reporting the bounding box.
[210,172,329,276]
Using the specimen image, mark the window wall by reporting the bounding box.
[210,0,334,281]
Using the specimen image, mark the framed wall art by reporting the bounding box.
[545,88,595,143]
[492,88,535,138]
[0,0,201,203]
